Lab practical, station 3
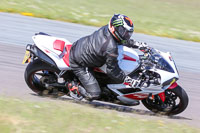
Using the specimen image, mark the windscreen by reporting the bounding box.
[150,49,174,73]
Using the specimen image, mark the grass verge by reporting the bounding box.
[0,97,199,133]
[0,0,200,42]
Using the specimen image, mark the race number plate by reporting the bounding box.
[22,50,31,64]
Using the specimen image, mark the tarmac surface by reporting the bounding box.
[0,12,200,128]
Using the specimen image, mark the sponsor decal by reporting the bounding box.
[45,49,50,53]
[124,93,148,100]
[123,54,136,61]
[125,17,133,26]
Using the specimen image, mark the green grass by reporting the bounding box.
[0,97,199,133]
[0,0,200,42]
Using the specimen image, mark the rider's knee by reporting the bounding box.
[85,83,101,100]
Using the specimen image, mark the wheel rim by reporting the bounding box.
[164,90,181,113]
[143,89,182,114]
[29,69,57,94]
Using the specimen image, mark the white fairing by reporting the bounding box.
[107,48,180,99]
[150,50,179,85]
[118,45,140,74]
[32,35,72,70]
[99,45,140,75]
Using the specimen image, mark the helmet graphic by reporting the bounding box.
[109,14,134,41]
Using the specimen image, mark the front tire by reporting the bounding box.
[142,85,189,115]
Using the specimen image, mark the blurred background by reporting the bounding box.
[0,0,200,42]
[0,0,200,133]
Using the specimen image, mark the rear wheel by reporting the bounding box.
[142,85,189,115]
[24,59,67,96]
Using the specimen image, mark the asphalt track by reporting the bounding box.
[0,12,200,127]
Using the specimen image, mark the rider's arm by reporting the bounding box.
[105,44,126,83]
[122,39,148,52]
[122,39,140,48]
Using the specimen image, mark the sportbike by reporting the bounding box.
[22,32,188,115]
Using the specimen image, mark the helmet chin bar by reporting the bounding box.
[114,31,123,41]
[108,24,120,42]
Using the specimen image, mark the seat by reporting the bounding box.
[63,44,72,67]
[53,40,65,52]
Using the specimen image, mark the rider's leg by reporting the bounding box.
[72,67,101,100]
[69,56,101,100]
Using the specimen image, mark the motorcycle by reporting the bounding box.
[22,32,189,115]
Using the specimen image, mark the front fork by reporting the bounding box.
[158,92,166,102]
[158,82,178,102]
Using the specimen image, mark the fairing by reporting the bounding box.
[149,49,179,86]
[32,35,72,70]
[99,45,140,75]
[107,48,179,101]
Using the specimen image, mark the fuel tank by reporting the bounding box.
[99,45,140,75]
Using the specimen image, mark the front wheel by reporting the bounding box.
[142,85,189,115]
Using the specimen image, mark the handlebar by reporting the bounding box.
[140,47,161,65]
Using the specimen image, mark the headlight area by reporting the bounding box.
[162,77,178,87]
[156,58,174,73]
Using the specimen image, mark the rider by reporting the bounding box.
[69,14,148,102]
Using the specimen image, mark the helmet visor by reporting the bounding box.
[117,26,133,40]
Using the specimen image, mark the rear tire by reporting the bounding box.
[142,85,189,115]
[24,59,60,95]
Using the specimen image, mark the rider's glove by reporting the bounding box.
[138,42,149,52]
[123,40,149,52]
[123,76,140,88]
[134,41,149,52]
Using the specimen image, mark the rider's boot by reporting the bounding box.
[67,81,93,101]
[67,81,83,100]
[77,85,94,101]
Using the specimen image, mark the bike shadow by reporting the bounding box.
[31,93,192,121]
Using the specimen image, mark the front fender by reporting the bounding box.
[168,82,178,89]
[158,82,178,102]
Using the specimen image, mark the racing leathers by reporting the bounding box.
[69,25,146,100]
